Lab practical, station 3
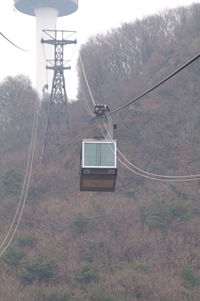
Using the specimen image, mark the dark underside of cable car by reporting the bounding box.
[80,168,117,191]
[80,139,117,192]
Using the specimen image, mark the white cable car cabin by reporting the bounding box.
[80,138,117,191]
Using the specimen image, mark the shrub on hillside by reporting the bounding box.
[29,287,70,301]
[72,213,91,234]
[145,199,189,231]
[181,266,200,288]
[21,258,58,284]
[17,233,37,248]
[1,246,25,267]
[2,169,22,196]
[75,263,99,284]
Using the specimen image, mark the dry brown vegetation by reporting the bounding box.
[1,3,200,301]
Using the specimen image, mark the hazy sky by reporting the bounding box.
[0,0,197,99]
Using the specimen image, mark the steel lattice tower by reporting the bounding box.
[41,30,76,160]
[14,0,78,94]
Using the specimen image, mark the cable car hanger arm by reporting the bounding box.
[94,104,114,139]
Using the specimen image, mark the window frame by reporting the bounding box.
[82,139,117,168]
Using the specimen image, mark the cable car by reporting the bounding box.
[80,138,117,191]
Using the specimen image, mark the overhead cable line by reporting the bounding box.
[80,77,95,116]
[0,95,39,257]
[80,53,200,182]
[118,156,200,182]
[109,52,200,114]
[0,32,29,52]
[100,119,200,182]
[117,147,200,179]
[79,54,96,106]
[0,95,39,256]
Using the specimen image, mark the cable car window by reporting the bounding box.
[83,142,115,167]
[84,143,97,166]
[100,143,115,166]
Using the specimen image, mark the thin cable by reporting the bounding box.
[0,101,39,256]
[100,119,200,182]
[0,96,39,256]
[0,94,38,251]
[80,54,200,181]
[118,148,200,179]
[109,52,200,114]
[80,78,95,116]
[0,32,29,52]
[0,92,33,250]
[0,95,39,256]
[118,156,200,182]
[79,55,96,106]
[102,119,200,179]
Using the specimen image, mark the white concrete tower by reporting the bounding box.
[14,0,78,95]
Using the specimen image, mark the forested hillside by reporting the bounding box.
[1,3,200,301]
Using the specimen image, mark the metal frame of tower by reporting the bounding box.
[41,30,76,161]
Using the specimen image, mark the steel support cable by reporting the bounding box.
[101,117,200,179]
[100,119,200,182]
[109,52,200,115]
[118,157,200,182]
[0,95,39,257]
[80,55,200,180]
[117,153,200,182]
[0,96,39,256]
[0,32,30,52]
[117,148,200,179]
[79,55,96,106]
[80,77,95,116]
[80,54,200,181]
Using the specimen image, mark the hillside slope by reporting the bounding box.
[1,4,200,301]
